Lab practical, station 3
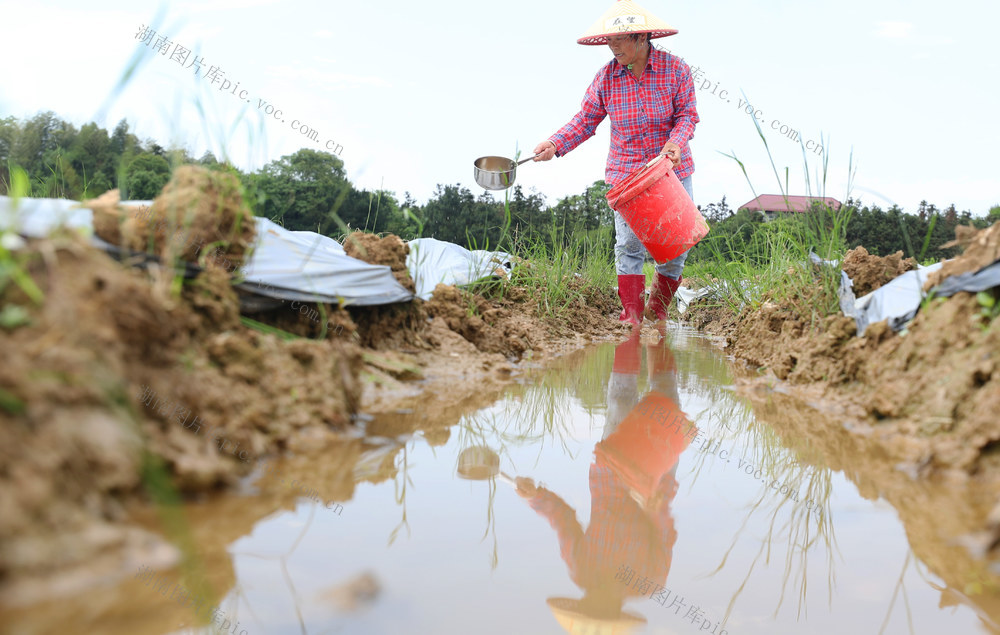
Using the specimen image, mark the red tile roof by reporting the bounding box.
[739,195,842,213]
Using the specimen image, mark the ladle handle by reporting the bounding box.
[516,154,539,166]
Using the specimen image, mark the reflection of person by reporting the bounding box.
[518,334,694,634]
[532,0,699,327]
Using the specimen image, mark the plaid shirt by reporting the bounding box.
[549,47,699,186]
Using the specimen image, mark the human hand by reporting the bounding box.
[660,141,681,166]
[515,476,538,498]
[533,140,557,161]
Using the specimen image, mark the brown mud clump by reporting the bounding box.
[86,165,256,268]
[424,283,534,358]
[927,222,1000,288]
[343,231,415,294]
[0,229,360,605]
[841,246,917,296]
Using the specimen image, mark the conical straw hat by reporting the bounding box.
[577,0,677,45]
[547,598,647,635]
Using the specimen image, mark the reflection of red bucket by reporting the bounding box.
[606,156,710,263]
[595,392,692,502]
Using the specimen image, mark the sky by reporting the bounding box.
[1,0,997,215]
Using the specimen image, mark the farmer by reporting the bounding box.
[533,0,699,326]
[516,334,693,634]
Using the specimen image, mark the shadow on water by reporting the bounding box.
[3,326,1000,633]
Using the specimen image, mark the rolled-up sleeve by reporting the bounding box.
[549,74,607,157]
[667,63,698,146]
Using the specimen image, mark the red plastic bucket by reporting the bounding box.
[606,155,710,263]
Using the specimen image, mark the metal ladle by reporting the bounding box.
[456,446,517,487]
[473,154,539,191]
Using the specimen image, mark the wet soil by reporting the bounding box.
[342,231,415,294]
[0,231,362,605]
[928,221,1000,288]
[682,222,1000,556]
[0,170,625,606]
[842,246,917,296]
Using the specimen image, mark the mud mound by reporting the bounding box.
[570,276,618,319]
[727,299,857,382]
[0,234,361,600]
[86,166,256,268]
[424,283,534,358]
[927,222,1000,289]
[347,302,430,351]
[699,255,1000,481]
[842,246,917,296]
[252,300,358,340]
[844,292,1000,473]
[343,231,415,294]
[681,301,737,338]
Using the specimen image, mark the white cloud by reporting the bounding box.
[875,21,913,39]
[314,30,335,39]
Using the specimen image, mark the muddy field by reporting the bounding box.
[0,167,625,606]
[6,167,1000,630]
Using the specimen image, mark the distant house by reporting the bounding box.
[739,195,842,221]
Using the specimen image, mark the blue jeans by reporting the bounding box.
[613,174,693,278]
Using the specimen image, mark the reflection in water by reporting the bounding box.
[662,330,840,622]
[514,332,696,634]
[7,328,1000,633]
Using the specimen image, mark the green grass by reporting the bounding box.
[684,125,857,323]
[505,223,615,319]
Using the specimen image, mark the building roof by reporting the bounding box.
[739,195,842,213]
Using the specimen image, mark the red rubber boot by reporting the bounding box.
[617,274,646,326]
[646,273,681,321]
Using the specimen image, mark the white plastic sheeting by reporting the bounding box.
[0,196,413,306]
[406,238,513,300]
[240,217,412,306]
[840,262,944,335]
[675,286,714,314]
[0,196,96,236]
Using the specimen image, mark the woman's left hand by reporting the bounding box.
[660,141,681,166]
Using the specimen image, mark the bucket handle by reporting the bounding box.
[645,153,666,169]
[608,153,669,210]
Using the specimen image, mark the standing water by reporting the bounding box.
[3,326,998,634]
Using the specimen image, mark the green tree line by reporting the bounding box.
[2,112,996,262]
[692,196,1000,265]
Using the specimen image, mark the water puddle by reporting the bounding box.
[4,326,999,634]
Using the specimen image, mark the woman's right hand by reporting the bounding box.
[533,140,557,161]
[515,476,539,498]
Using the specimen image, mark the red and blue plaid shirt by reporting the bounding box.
[549,47,699,186]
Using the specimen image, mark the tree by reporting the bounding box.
[10,111,61,178]
[248,148,350,234]
[421,184,503,247]
[988,205,1000,224]
[701,196,733,224]
[123,153,171,200]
